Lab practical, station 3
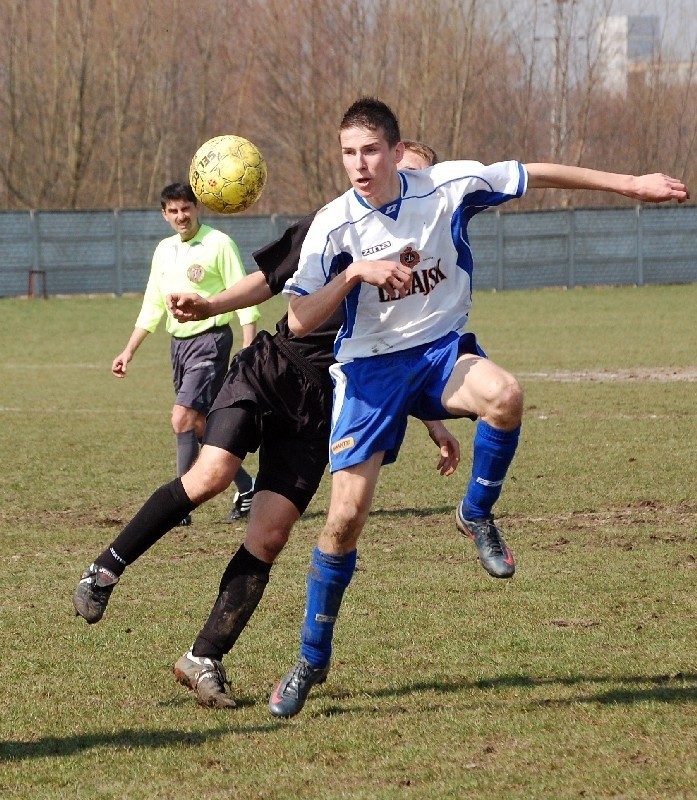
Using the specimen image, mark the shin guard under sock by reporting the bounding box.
[462,421,520,519]
[300,547,357,669]
[94,478,197,575]
[192,545,271,661]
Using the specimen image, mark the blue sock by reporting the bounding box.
[300,547,357,669]
[462,421,520,519]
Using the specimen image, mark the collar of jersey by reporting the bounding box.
[177,223,206,246]
[353,172,406,221]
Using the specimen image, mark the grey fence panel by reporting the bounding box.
[1,206,695,297]
[641,206,697,284]
[35,210,118,294]
[501,211,571,290]
[467,214,499,290]
[118,209,175,294]
[573,209,639,286]
[0,212,34,295]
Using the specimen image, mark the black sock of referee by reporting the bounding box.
[233,465,254,494]
[192,545,271,662]
[94,478,198,576]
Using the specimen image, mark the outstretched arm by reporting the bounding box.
[525,163,689,203]
[168,271,272,322]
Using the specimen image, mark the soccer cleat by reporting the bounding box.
[455,506,516,579]
[268,657,330,718]
[72,563,120,623]
[176,515,192,527]
[225,484,255,522]
[173,650,236,709]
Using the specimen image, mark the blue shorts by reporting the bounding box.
[328,331,485,472]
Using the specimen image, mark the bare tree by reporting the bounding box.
[0,0,694,212]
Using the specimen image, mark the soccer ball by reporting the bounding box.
[189,135,267,214]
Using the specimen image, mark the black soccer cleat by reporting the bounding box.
[456,506,516,579]
[72,563,120,623]
[268,657,330,718]
[225,485,255,522]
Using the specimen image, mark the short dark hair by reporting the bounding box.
[160,183,197,210]
[402,140,439,167]
[339,97,401,148]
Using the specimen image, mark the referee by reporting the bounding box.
[111,183,259,525]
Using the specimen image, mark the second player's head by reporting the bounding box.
[400,140,438,170]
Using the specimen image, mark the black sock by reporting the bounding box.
[233,465,254,494]
[192,545,271,661]
[94,478,198,576]
[176,430,199,477]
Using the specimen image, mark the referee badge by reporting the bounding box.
[187,263,205,283]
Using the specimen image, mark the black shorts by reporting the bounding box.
[203,331,332,514]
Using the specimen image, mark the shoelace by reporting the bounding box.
[197,661,229,690]
[285,661,313,697]
[480,521,505,556]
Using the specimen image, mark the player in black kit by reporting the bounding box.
[72,146,457,709]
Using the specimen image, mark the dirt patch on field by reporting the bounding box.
[519,367,697,383]
[512,499,695,524]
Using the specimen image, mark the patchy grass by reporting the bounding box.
[1,285,696,799]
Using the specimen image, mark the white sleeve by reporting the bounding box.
[282,208,338,297]
[430,160,527,208]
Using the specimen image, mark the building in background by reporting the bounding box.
[596,15,660,94]
[596,14,693,95]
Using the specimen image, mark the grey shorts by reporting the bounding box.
[171,325,233,415]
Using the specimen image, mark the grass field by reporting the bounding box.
[1,285,696,799]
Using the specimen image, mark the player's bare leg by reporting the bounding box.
[269,454,383,718]
[442,355,523,578]
[172,408,254,525]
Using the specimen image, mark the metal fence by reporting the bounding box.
[1,205,695,298]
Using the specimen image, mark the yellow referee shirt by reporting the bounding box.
[135,224,260,337]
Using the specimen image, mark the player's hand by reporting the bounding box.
[111,352,130,378]
[353,259,412,299]
[424,420,461,476]
[631,174,690,204]
[167,292,213,321]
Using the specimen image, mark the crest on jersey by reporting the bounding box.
[400,247,420,268]
[187,264,204,283]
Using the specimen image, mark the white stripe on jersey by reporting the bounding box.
[284,160,527,362]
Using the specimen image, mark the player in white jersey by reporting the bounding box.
[285,159,525,363]
[270,97,689,719]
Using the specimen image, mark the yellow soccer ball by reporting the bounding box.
[189,135,267,214]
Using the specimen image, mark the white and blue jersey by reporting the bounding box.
[283,160,527,362]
